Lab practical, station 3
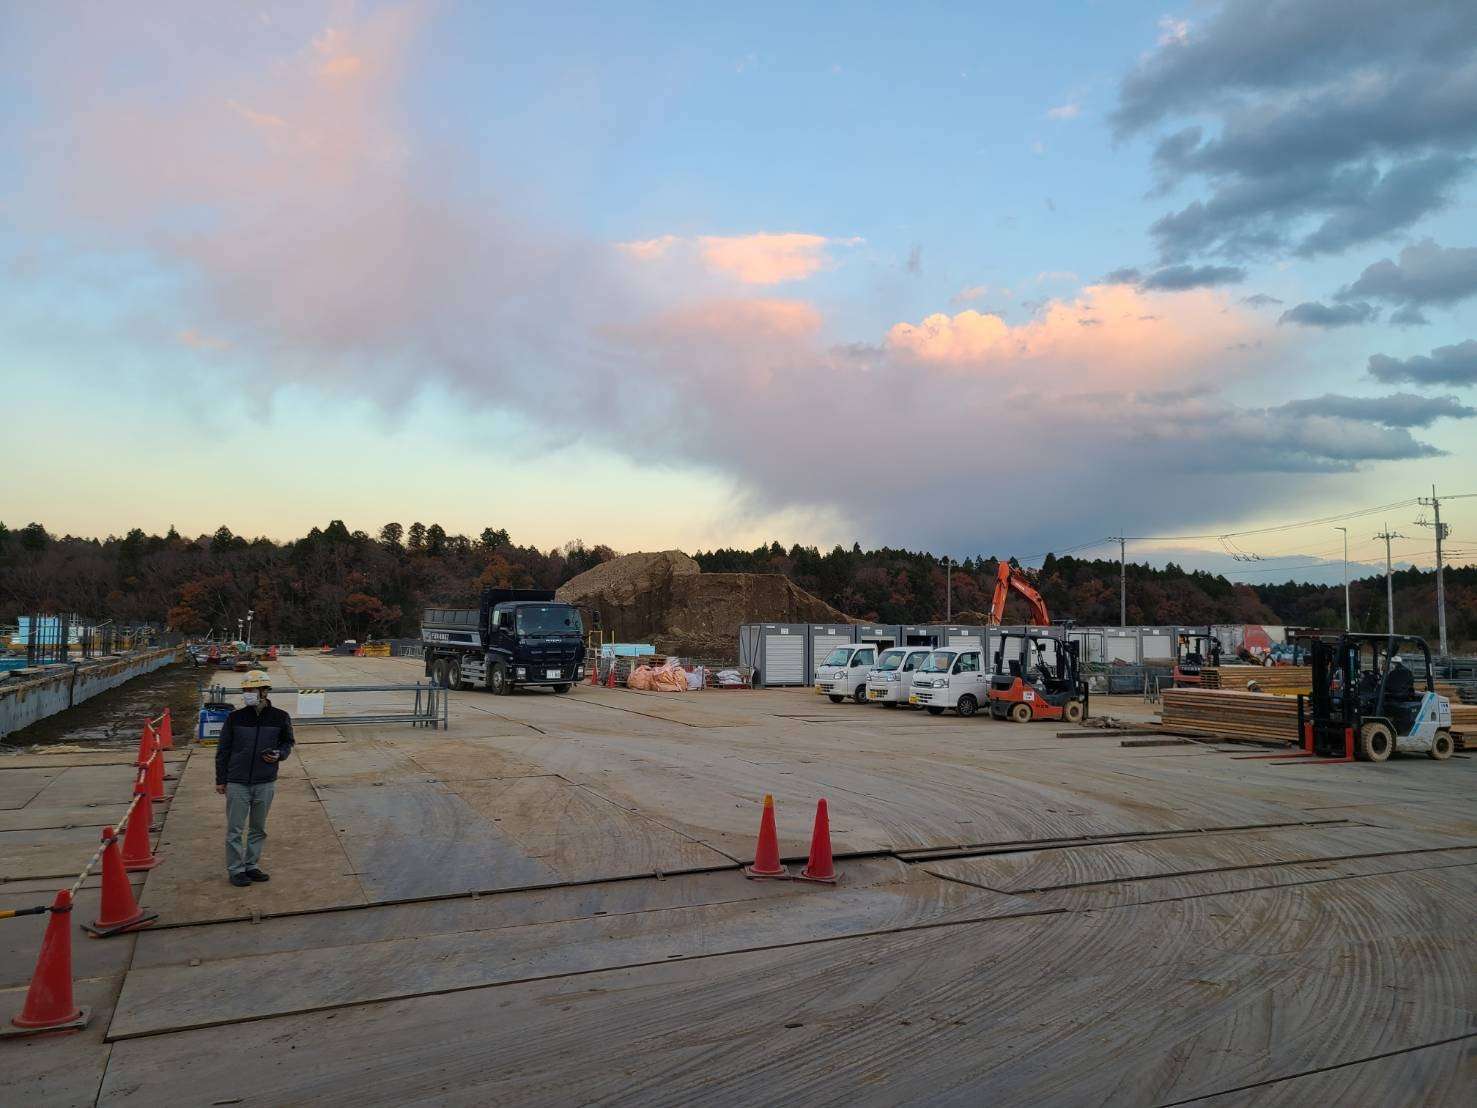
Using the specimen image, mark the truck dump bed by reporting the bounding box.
[422,607,480,631]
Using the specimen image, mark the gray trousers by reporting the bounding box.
[225,782,276,876]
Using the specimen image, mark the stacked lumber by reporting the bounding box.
[1160,688,1300,743]
[1451,703,1477,741]
[1201,666,1311,695]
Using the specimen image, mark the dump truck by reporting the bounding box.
[421,588,590,694]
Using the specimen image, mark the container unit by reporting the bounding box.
[808,624,856,682]
[1103,628,1141,665]
[900,624,943,647]
[853,624,902,650]
[1139,626,1177,665]
[939,624,991,662]
[739,623,809,687]
[1067,626,1108,664]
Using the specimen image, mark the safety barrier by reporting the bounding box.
[2,708,175,1037]
[206,683,448,731]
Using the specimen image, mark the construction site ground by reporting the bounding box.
[3,652,1474,1106]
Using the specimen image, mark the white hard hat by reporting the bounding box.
[1390,655,1403,665]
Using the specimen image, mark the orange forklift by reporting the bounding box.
[1172,626,1222,687]
[987,628,1090,723]
[982,563,1089,723]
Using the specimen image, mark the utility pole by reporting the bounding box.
[942,557,953,621]
[1374,524,1406,636]
[1416,485,1449,657]
[1334,526,1350,630]
[1117,535,1126,627]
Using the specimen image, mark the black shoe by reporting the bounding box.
[245,869,270,882]
[229,873,252,887]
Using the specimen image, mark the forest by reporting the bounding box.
[1,521,1472,651]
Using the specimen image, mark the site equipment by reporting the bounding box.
[1299,631,1453,761]
[988,629,1089,723]
[1172,627,1221,687]
[814,642,880,703]
[988,563,1051,626]
[908,646,990,716]
[421,589,589,695]
[866,646,937,707]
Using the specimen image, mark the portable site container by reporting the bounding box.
[1103,628,1141,664]
[940,624,991,662]
[1139,626,1177,665]
[738,623,808,687]
[853,624,901,650]
[1068,626,1107,664]
[808,625,855,682]
[900,624,943,647]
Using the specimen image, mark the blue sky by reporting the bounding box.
[2,1,1475,583]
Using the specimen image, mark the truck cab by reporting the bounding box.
[908,648,989,716]
[866,646,936,707]
[814,643,878,703]
[422,589,587,695]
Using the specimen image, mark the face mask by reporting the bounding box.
[242,690,260,707]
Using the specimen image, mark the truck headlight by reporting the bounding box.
[515,667,526,678]
[576,665,584,677]
[887,673,899,682]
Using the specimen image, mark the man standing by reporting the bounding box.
[216,669,294,887]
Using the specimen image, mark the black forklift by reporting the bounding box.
[1298,631,1454,762]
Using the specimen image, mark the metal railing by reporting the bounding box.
[208,683,448,730]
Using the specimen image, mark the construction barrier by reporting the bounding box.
[205,683,447,732]
[1,706,172,1036]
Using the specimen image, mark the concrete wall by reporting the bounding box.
[0,646,181,738]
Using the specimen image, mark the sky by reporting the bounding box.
[2,1,1475,584]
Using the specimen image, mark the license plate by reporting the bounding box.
[908,694,919,704]
[815,686,827,694]
[868,689,882,698]
[546,669,561,679]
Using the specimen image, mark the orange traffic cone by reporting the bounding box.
[1,890,91,1037]
[133,722,154,767]
[144,739,166,803]
[606,661,618,688]
[82,827,157,937]
[743,794,789,878]
[797,798,839,883]
[121,778,161,871]
[157,708,174,750]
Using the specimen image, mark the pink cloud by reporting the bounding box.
[619,232,852,285]
[884,284,1266,392]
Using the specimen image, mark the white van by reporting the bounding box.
[866,646,937,707]
[814,643,878,703]
[908,648,990,716]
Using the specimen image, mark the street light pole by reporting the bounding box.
[1374,524,1405,636]
[1334,526,1349,630]
[247,609,254,649]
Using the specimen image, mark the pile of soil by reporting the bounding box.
[557,551,853,660]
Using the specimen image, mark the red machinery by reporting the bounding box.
[987,563,1050,626]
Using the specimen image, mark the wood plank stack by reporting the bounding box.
[1201,666,1311,695]
[1160,688,1300,743]
[1451,703,1477,744]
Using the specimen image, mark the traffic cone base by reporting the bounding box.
[83,828,158,938]
[1,891,93,1037]
[744,793,790,879]
[796,798,839,883]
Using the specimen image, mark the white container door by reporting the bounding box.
[765,634,805,684]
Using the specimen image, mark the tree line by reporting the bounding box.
[1,522,1471,650]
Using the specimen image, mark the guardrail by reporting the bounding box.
[207,683,448,730]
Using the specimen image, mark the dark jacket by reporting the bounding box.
[216,702,295,786]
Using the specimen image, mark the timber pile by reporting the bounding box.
[1161,688,1299,743]
[1201,666,1310,695]
[1451,703,1477,740]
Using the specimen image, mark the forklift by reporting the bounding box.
[988,628,1089,723]
[1299,631,1454,761]
[1172,626,1222,687]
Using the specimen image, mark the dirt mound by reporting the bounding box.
[557,551,852,660]
[557,550,698,605]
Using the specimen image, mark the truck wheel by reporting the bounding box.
[956,694,978,717]
[852,685,867,704]
[926,706,944,716]
[1429,729,1453,760]
[424,651,434,677]
[1356,721,1394,762]
[491,662,511,696]
[431,659,448,687]
[554,683,571,694]
[445,660,462,689]
[1063,700,1085,724]
[1009,702,1033,723]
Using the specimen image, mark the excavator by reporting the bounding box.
[984,563,1090,723]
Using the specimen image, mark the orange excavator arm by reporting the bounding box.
[988,562,1050,625]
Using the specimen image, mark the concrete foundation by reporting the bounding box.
[0,646,181,738]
